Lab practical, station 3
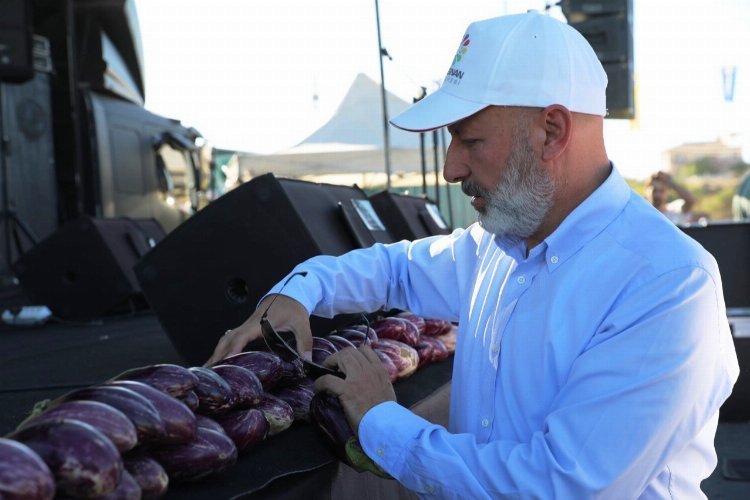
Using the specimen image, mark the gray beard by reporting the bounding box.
[462,129,556,239]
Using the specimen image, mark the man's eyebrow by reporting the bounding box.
[447,124,461,135]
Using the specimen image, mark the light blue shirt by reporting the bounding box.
[273,167,739,498]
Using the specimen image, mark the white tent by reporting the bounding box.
[239,73,441,184]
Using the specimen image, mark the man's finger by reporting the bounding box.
[324,346,366,372]
[314,373,348,396]
[359,344,382,365]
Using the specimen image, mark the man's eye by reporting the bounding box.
[463,139,480,147]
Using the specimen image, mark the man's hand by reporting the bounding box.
[314,345,396,436]
[203,294,313,367]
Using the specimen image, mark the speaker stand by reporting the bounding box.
[0,83,39,275]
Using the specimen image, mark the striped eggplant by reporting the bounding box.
[179,391,199,412]
[106,380,197,445]
[309,392,391,479]
[150,427,237,483]
[123,453,169,500]
[9,419,122,498]
[372,317,420,347]
[0,438,55,500]
[273,382,315,421]
[215,408,269,454]
[210,364,263,408]
[395,312,426,335]
[187,367,237,415]
[255,393,294,435]
[372,338,419,379]
[54,385,166,445]
[217,351,283,389]
[97,469,141,500]
[111,363,199,398]
[19,400,138,452]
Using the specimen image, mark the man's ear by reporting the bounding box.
[540,105,572,162]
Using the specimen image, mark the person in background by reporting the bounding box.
[646,170,697,225]
[208,12,738,498]
[732,170,750,220]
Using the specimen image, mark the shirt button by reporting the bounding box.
[551,255,559,264]
[491,344,499,353]
[517,275,526,284]
[481,418,490,427]
[376,447,384,457]
[426,485,435,493]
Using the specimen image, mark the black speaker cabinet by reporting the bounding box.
[12,215,165,319]
[369,191,452,241]
[0,0,34,83]
[681,222,750,422]
[681,222,750,311]
[134,173,393,365]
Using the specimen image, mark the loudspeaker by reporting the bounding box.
[12,215,165,319]
[561,0,634,119]
[0,0,34,83]
[681,222,750,422]
[681,222,750,311]
[134,173,393,365]
[369,191,452,241]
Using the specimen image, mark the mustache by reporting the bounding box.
[461,179,487,198]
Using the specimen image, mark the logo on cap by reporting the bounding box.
[454,33,470,64]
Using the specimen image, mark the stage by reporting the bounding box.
[0,294,748,498]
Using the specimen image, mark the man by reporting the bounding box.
[646,170,697,225]
[207,12,739,498]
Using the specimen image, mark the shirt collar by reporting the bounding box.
[543,163,631,271]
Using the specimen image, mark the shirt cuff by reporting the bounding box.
[261,271,322,315]
[358,401,432,480]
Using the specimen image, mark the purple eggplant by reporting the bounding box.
[211,364,263,408]
[20,400,138,452]
[9,419,123,498]
[255,393,294,435]
[374,349,399,383]
[372,338,419,379]
[54,385,166,445]
[311,347,333,366]
[372,317,420,347]
[349,324,379,343]
[217,351,283,389]
[310,392,353,458]
[215,408,269,454]
[187,367,236,415]
[274,383,315,421]
[0,437,55,500]
[395,311,427,335]
[106,381,197,445]
[111,364,199,398]
[309,393,391,479]
[150,427,237,483]
[423,318,452,337]
[194,414,227,435]
[418,336,450,364]
[123,453,169,500]
[335,326,377,347]
[312,336,338,355]
[278,357,306,386]
[327,334,357,351]
[97,469,141,500]
[179,391,199,412]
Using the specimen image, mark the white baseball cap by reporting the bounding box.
[390,11,608,132]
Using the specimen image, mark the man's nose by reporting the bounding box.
[443,140,468,183]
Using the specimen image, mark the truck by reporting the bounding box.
[0,0,213,277]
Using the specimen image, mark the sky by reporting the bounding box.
[134,0,750,180]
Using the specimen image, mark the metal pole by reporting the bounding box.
[374,0,392,189]
[432,130,440,207]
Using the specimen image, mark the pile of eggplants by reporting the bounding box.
[0,312,454,497]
